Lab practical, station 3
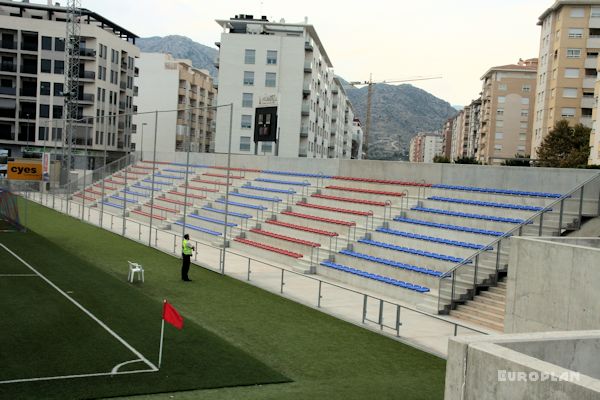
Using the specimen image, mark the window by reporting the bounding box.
[561,107,576,118]
[51,127,62,141]
[520,122,528,129]
[496,121,504,128]
[498,84,507,91]
[266,50,277,64]
[53,82,63,96]
[40,81,50,95]
[244,49,255,64]
[239,136,251,151]
[565,68,580,78]
[41,36,52,50]
[497,109,504,116]
[41,59,51,73]
[243,71,254,85]
[495,132,504,140]
[39,104,49,118]
[568,28,584,38]
[54,60,64,74]
[563,88,578,98]
[52,105,63,119]
[522,84,531,93]
[242,93,253,108]
[494,144,503,151]
[519,133,527,141]
[497,96,506,104]
[38,126,48,141]
[241,114,252,129]
[521,110,529,117]
[265,72,276,87]
[54,38,65,52]
[567,48,581,58]
[261,142,273,152]
[593,7,600,17]
[571,8,585,17]
[521,98,530,105]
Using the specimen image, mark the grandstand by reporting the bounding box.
[33,153,600,337]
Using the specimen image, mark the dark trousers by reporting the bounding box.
[181,254,191,280]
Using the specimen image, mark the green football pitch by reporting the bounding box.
[0,200,446,400]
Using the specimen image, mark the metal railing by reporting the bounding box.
[437,172,600,313]
[27,190,489,346]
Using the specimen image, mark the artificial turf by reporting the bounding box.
[3,199,447,399]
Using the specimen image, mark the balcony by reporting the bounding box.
[120,60,127,71]
[0,40,17,50]
[582,96,595,108]
[304,61,312,72]
[304,42,313,52]
[0,61,16,72]
[120,81,127,91]
[79,70,95,80]
[119,101,126,110]
[585,57,598,69]
[19,88,36,97]
[588,37,600,49]
[79,93,94,103]
[332,100,338,108]
[20,64,37,74]
[21,41,37,51]
[0,86,16,96]
[133,86,138,96]
[79,48,96,58]
[301,103,310,116]
[300,125,308,137]
[303,83,311,94]
[583,77,596,89]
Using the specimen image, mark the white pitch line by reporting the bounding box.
[0,368,156,385]
[111,359,146,374]
[0,243,159,378]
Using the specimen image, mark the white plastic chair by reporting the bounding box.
[127,261,144,283]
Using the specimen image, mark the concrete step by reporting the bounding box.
[476,295,506,309]
[480,290,505,302]
[455,304,504,323]
[450,310,504,332]
[468,299,505,315]
[488,286,506,296]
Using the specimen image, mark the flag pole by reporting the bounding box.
[158,300,166,368]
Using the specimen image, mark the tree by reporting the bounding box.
[536,120,591,168]
[502,154,531,167]
[433,155,450,163]
[454,156,480,164]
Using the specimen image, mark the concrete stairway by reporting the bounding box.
[450,278,506,332]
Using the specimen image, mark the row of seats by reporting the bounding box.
[431,184,561,198]
[262,170,330,178]
[174,221,221,236]
[131,209,166,221]
[332,176,432,187]
[101,201,124,209]
[234,237,304,258]
[255,177,311,186]
[249,228,321,247]
[265,219,339,237]
[339,249,444,277]
[357,238,468,264]
[123,189,149,198]
[325,185,406,197]
[204,173,244,179]
[110,195,137,204]
[202,206,253,219]
[376,227,487,250]
[241,184,296,194]
[320,260,430,293]
[142,179,172,186]
[296,202,373,216]
[189,213,237,227]
[411,206,527,224]
[133,184,162,191]
[167,190,206,200]
[311,193,386,207]
[215,199,268,211]
[230,192,282,202]
[428,196,544,211]
[281,211,355,226]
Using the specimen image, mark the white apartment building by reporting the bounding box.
[133,53,216,157]
[409,132,443,163]
[0,1,139,168]
[214,14,361,158]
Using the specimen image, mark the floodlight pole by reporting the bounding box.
[181,108,193,240]
[220,103,234,274]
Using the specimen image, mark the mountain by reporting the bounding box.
[343,83,458,160]
[136,35,218,76]
[136,36,458,160]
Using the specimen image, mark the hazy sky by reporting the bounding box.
[82,0,552,106]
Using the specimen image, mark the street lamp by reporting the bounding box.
[26,113,30,156]
[140,122,148,161]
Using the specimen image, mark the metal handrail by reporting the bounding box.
[437,171,600,310]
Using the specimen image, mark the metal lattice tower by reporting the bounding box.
[64,0,81,174]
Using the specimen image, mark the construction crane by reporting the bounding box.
[64,0,81,175]
[349,75,442,159]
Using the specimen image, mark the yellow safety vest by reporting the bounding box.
[182,239,193,255]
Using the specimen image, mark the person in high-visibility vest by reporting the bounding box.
[181,234,195,281]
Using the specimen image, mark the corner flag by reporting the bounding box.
[162,300,184,330]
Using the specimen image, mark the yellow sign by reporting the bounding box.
[7,161,42,181]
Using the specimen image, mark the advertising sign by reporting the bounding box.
[7,161,42,181]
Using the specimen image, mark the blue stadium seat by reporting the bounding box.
[215,198,268,210]
[122,189,149,197]
[241,184,296,194]
[174,221,222,236]
[393,216,505,236]
[230,192,282,202]
[338,249,444,277]
[188,213,237,227]
[109,195,138,204]
[431,184,561,198]
[427,196,544,211]
[261,169,332,178]
[376,227,488,250]
[201,206,253,219]
[101,201,124,209]
[255,177,311,186]
[411,206,528,224]
[154,174,184,179]
[142,179,172,186]
[357,238,468,263]
[132,184,163,191]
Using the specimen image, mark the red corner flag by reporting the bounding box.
[162,300,184,330]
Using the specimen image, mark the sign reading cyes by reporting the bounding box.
[7,161,42,181]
